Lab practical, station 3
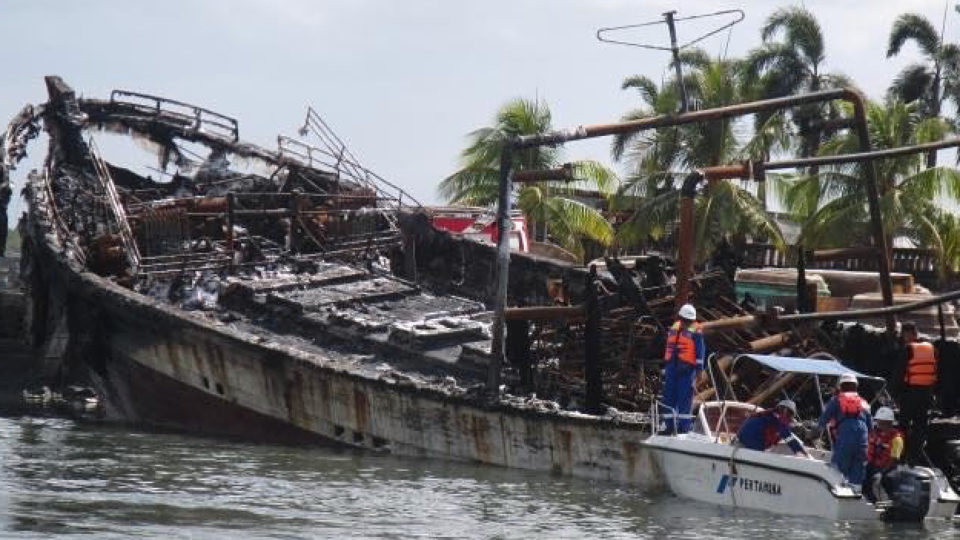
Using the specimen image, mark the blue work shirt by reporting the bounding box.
[818,395,873,434]
[737,411,804,453]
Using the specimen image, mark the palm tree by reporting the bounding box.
[612,54,784,262]
[886,12,960,166]
[916,212,960,281]
[777,100,960,253]
[742,6,850,163]
[438,98,616,260]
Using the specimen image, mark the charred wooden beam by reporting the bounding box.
[504,304,585,321]
[584,268,603,414]
[506,319,533,393]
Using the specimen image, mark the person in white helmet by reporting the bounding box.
[735,399,808,456]
[818,373,872,486]
[660,303,705,433]
[864,406,904,501]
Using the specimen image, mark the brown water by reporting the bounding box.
[0,414,957,539]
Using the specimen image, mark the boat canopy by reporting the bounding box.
[735,354,885,383]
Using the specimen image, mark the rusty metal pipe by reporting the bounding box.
[777,288,960,323]
[747,332,791,353]
[763,137,960,171]
[512,163,575,183]
[700,315,761,333]
[516,88,865,148]
[701,162,752,181]
[675,171,702,309]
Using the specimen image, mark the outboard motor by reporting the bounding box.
[881,467,932,522]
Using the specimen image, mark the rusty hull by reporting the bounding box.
[23,185,658,484]
[15,78,664,488]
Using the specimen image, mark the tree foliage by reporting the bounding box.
[438,98,616,259]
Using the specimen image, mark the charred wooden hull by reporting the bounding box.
[22,175,660,486]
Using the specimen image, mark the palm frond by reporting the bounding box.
[887,13,941,59]
[888,64,933,104]
[621,75,659,105]
[761,6,825,67]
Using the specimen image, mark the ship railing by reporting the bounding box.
[88,136,142,272]
[283,106,421,209]
[109,90,239,141]
[276,135,411,210]
[648,400,697,435]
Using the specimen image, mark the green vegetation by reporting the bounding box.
[612,54,783,262]
[440,7,960,274]
[439,98,616,260]
[777,100,960,248]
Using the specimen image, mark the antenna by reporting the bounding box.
[597,9,745,112]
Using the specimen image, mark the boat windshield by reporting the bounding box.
[696,402,757,439]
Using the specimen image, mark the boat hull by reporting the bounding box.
[23,189,664,487]
[644,434,958,520]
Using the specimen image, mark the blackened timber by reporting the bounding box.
[584,267,603,414]
[506,319,533,393]
[675,171,702,309]
[796,245,809,313]
[504,305,585,321]
[488,145,514,397]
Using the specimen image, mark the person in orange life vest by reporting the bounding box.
[897,322,937,465]
[818,373,872,485]
[661,303,705,434]
[863,406,904,502]
[735,400,808,456]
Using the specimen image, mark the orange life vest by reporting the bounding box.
[867,427,903,469]
[838,391,866,417]
[663,321,701,366]
[904,342,937,387]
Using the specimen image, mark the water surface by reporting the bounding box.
[0,415,956,539]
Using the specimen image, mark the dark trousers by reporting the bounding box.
[662,361,696,434]
[900,386,932,465]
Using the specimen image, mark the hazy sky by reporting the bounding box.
[2,0,956,219]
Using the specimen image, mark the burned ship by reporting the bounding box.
[5,77,960,499]
[3,77,671,486]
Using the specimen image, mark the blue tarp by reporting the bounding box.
[736,354,885,382]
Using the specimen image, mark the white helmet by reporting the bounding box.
[838,373,858,387]
[875,407,895,422]
[776,399,797,416]
[678,303,697,320]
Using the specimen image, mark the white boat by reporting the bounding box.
[643,354,959,521]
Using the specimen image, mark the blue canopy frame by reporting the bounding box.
[733,354,885,383]
[715,354,888,415]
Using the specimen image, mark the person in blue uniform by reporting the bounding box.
[660,303,705,434]
[736,400,808,455]
[818,373,872,485]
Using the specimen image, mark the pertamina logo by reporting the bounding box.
[716,474,782,495]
